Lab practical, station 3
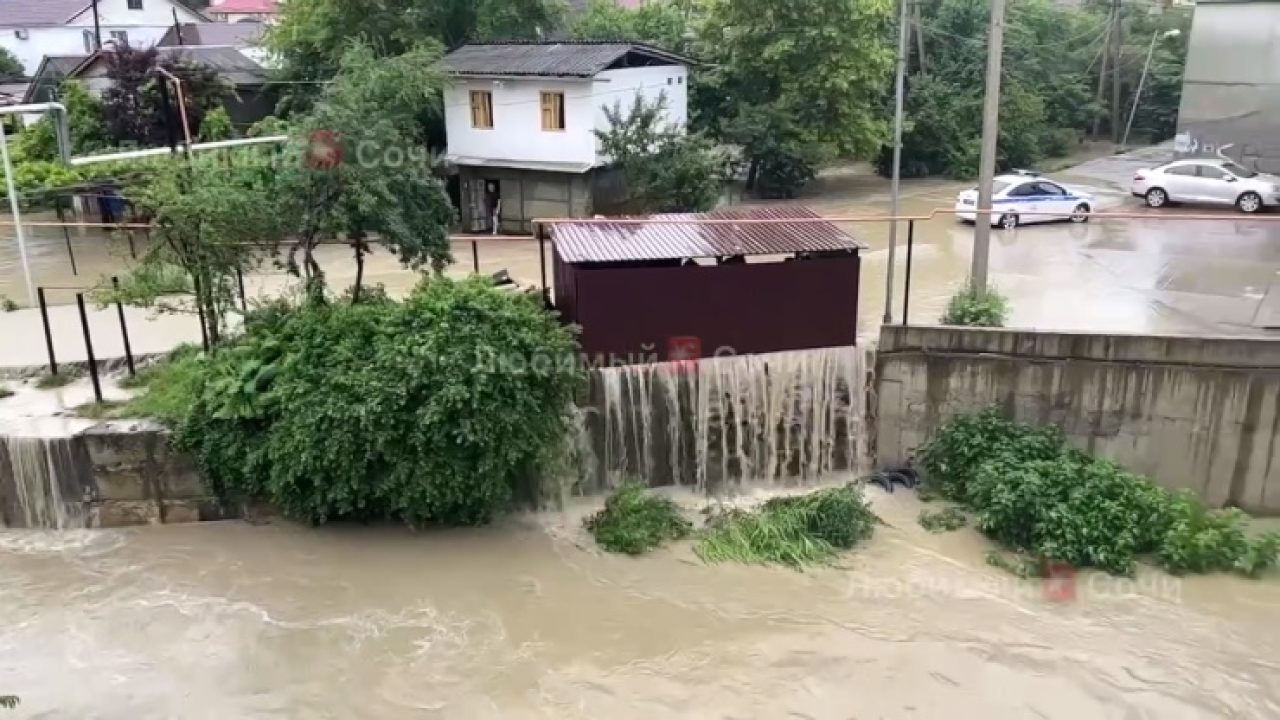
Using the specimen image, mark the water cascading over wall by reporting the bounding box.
[576,346,874,494]
[0,436,92,529]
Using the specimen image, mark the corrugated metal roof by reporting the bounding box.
[549,207,867,263]
[159,21,265,48]
[444,42,689,78]
[71,46,267,86]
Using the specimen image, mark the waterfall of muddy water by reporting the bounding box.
[0,435,89,529]
[588,345,873,493]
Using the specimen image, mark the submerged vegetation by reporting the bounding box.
[585,483,879,570]
[586,483,692,555]
[918,507,968,533]
[34,372,77,390]
[919,408,1280,577]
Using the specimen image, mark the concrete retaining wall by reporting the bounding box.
[876,325,1280,514]
[81,422,230,527]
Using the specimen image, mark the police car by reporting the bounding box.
[954,171,1094,229]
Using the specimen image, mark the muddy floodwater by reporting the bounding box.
[3,489,1278,719]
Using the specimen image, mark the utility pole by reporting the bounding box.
[1110,0,1123,143]
[883,0,911,324]
[91,0,102,50]
[970,0,1007,292]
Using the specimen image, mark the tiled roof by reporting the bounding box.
[210,0,277,13]
[548,207,866,263]
[444,41,690,78]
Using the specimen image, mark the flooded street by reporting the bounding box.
[2,490,1279,718]
[5,147,1280,370]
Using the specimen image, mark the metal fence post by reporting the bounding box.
[75,293,103,403]
[112,276,136,377]
[902,219,915,325]
[37,287,57,376]
[56,202,78,276]
[472,240,479,274]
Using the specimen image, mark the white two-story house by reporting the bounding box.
[1,0,209,76]
[443,41,691,233]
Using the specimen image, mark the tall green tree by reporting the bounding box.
[697,0,894,197]
[275,40,456,297]
[267,0,567,115]
[569,0,691,52]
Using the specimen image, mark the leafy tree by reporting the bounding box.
[697,0,894,197]
[595,93,732,212]
[100,45,232,147]
[274,40,455,297]
[121,160,283,345]
[0,48,23,80]
[267,0,567,114]
[569,0,690,52]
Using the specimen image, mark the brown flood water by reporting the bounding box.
[3,487,1278,719]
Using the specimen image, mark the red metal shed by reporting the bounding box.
[544,206,865,364]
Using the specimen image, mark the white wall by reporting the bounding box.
[444,64,689,169]
[2,0,206,74]
[445,77,598,167]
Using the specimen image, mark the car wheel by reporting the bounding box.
[999,213,1019,230]
[1145,188,1168,208]
[1070,203,1090,223]
[1237,192,1263,214]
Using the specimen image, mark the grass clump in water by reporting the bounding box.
[919,507,967,533]
[0,386,14,399]
[34,372,77,389]
[586,483,692,555]
[695,485,878,569]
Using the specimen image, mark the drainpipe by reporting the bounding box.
[0,102,70,306]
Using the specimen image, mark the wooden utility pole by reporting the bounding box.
[971,0,1007,292]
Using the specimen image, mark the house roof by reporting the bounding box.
[21,54,88,102]
[0,0,207,26]
[209,0,278,12]
[444,41,691,79]
[71,45,268,86]
[159,21,265,48]
[548,207,867,263]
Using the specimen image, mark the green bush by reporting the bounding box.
[920,408,1280,577]
[940,283,1010,327]
[918,507,967,533]
[172,278,582,526]
[696,485,877,569]
[586,483,692,555]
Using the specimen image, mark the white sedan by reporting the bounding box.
[954,174,1095,229]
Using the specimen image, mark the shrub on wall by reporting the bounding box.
[940,283,1009,327]
[170,278,583,526]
